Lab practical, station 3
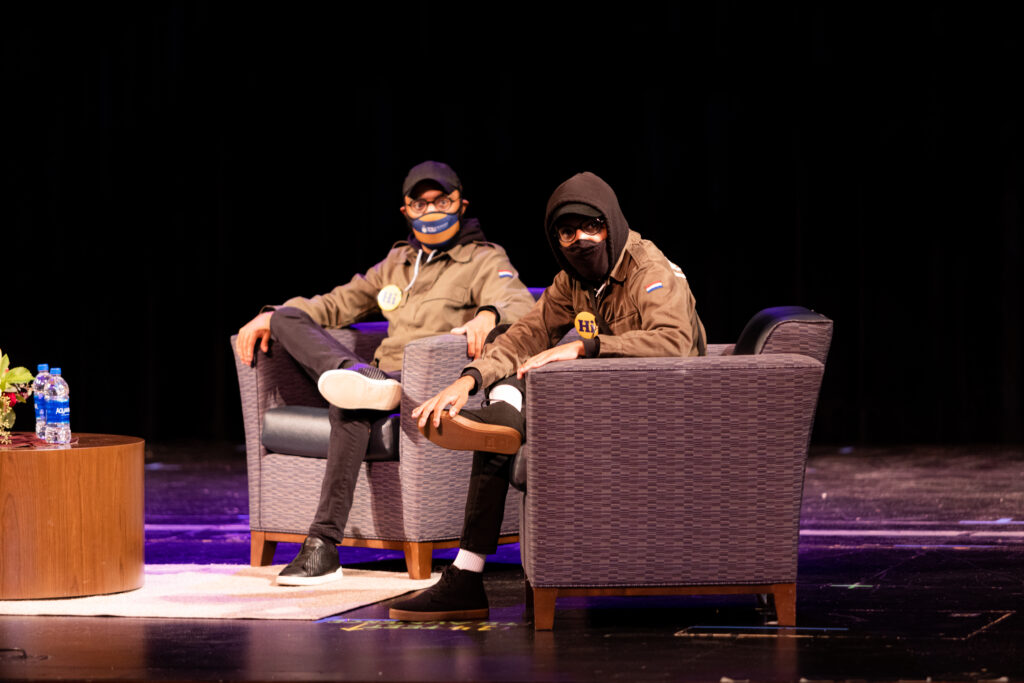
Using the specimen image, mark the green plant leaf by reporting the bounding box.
[0,353,9,376]
[5,367,33,385]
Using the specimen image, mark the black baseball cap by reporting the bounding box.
[402,161,462,197]
[549,202,602,227]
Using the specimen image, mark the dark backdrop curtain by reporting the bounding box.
[3,5,1021,445]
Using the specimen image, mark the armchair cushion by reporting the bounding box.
[261,406,400,462]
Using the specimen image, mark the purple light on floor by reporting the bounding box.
[959,518,1020,524]
[145,523,249,532]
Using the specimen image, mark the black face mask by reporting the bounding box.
[561,238,610,284]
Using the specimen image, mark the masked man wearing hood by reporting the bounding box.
[391,171,706,621]
[235,161,535,586]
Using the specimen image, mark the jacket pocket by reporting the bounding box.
[607,310,640,334]
[413,286,473,329]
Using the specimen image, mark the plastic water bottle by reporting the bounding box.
[44,368,71,444]
[32,363,52,439]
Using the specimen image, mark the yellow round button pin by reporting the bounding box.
[377,284,403,312]
[574,311,598,340]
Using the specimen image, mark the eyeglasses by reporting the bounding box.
[406,191,460,218]
[555,217,606,245]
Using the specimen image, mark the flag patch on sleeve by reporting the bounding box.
[645,281,664,293]
[498,270,515,279]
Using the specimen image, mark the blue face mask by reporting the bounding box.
[410,211,461,248]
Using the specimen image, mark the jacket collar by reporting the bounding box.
[606,230,641,283]
[394,240,478,265]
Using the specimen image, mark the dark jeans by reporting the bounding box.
[458,375,525,555]
[269,307,400,544]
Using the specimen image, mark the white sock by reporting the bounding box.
[487,385,523,412]
[453,549,486,573]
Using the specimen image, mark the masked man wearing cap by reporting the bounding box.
[235,161,535,585]
[388,171,707,620]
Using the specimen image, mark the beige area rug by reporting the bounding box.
[0,564,437,620]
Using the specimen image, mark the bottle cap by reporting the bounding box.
[51,368,62,374]
[37,364,49,372]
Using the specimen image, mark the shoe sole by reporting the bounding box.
[420,413,522,455]
[276,567,345,586]
[318,370,401,411]
[388,606,490,621]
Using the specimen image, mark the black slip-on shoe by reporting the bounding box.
[419,401,525,455]
[389,565,489,621]
[276,536,344,586]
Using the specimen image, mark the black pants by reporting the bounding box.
[269,307,400,544]
[458,375,525,555]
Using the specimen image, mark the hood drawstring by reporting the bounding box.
[404,248,437,293]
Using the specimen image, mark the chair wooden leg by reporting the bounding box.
[250,531,277,566]
[403,542,433,579]
[532,587,558,631]
[524,579,534,617]
[773,583,797,626]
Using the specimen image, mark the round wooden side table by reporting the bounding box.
[0,433,145,599]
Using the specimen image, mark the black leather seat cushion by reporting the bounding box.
[733,305,825,355]
[261,406,400,462]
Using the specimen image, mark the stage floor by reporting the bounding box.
[2,443,1023,682]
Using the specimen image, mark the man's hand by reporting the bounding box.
[412,375,476,430]
[516,340,585,379]
[451,309,497,359]
[236,311,274,365]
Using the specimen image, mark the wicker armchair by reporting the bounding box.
[231,325,520,579]
[517,306,833,629]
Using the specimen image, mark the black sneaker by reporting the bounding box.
[419,401,525,455]
[389,565,489,621]
[318,364,401,411]
[276,536,344,586]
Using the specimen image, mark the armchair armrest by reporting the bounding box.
[394,333,492,540]
[399,334,479,406]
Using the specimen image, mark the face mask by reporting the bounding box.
[409,211,460,249]
[561,238,609,283]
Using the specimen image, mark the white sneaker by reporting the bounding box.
[317,366,402,411]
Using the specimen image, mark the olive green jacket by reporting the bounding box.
[273,240,535,372]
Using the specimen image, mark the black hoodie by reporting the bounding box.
[544,172,630,286]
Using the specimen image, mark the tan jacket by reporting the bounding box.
[467,230,706,387]
[276,240,535,372]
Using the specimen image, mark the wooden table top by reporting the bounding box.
[0,432,144,451]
